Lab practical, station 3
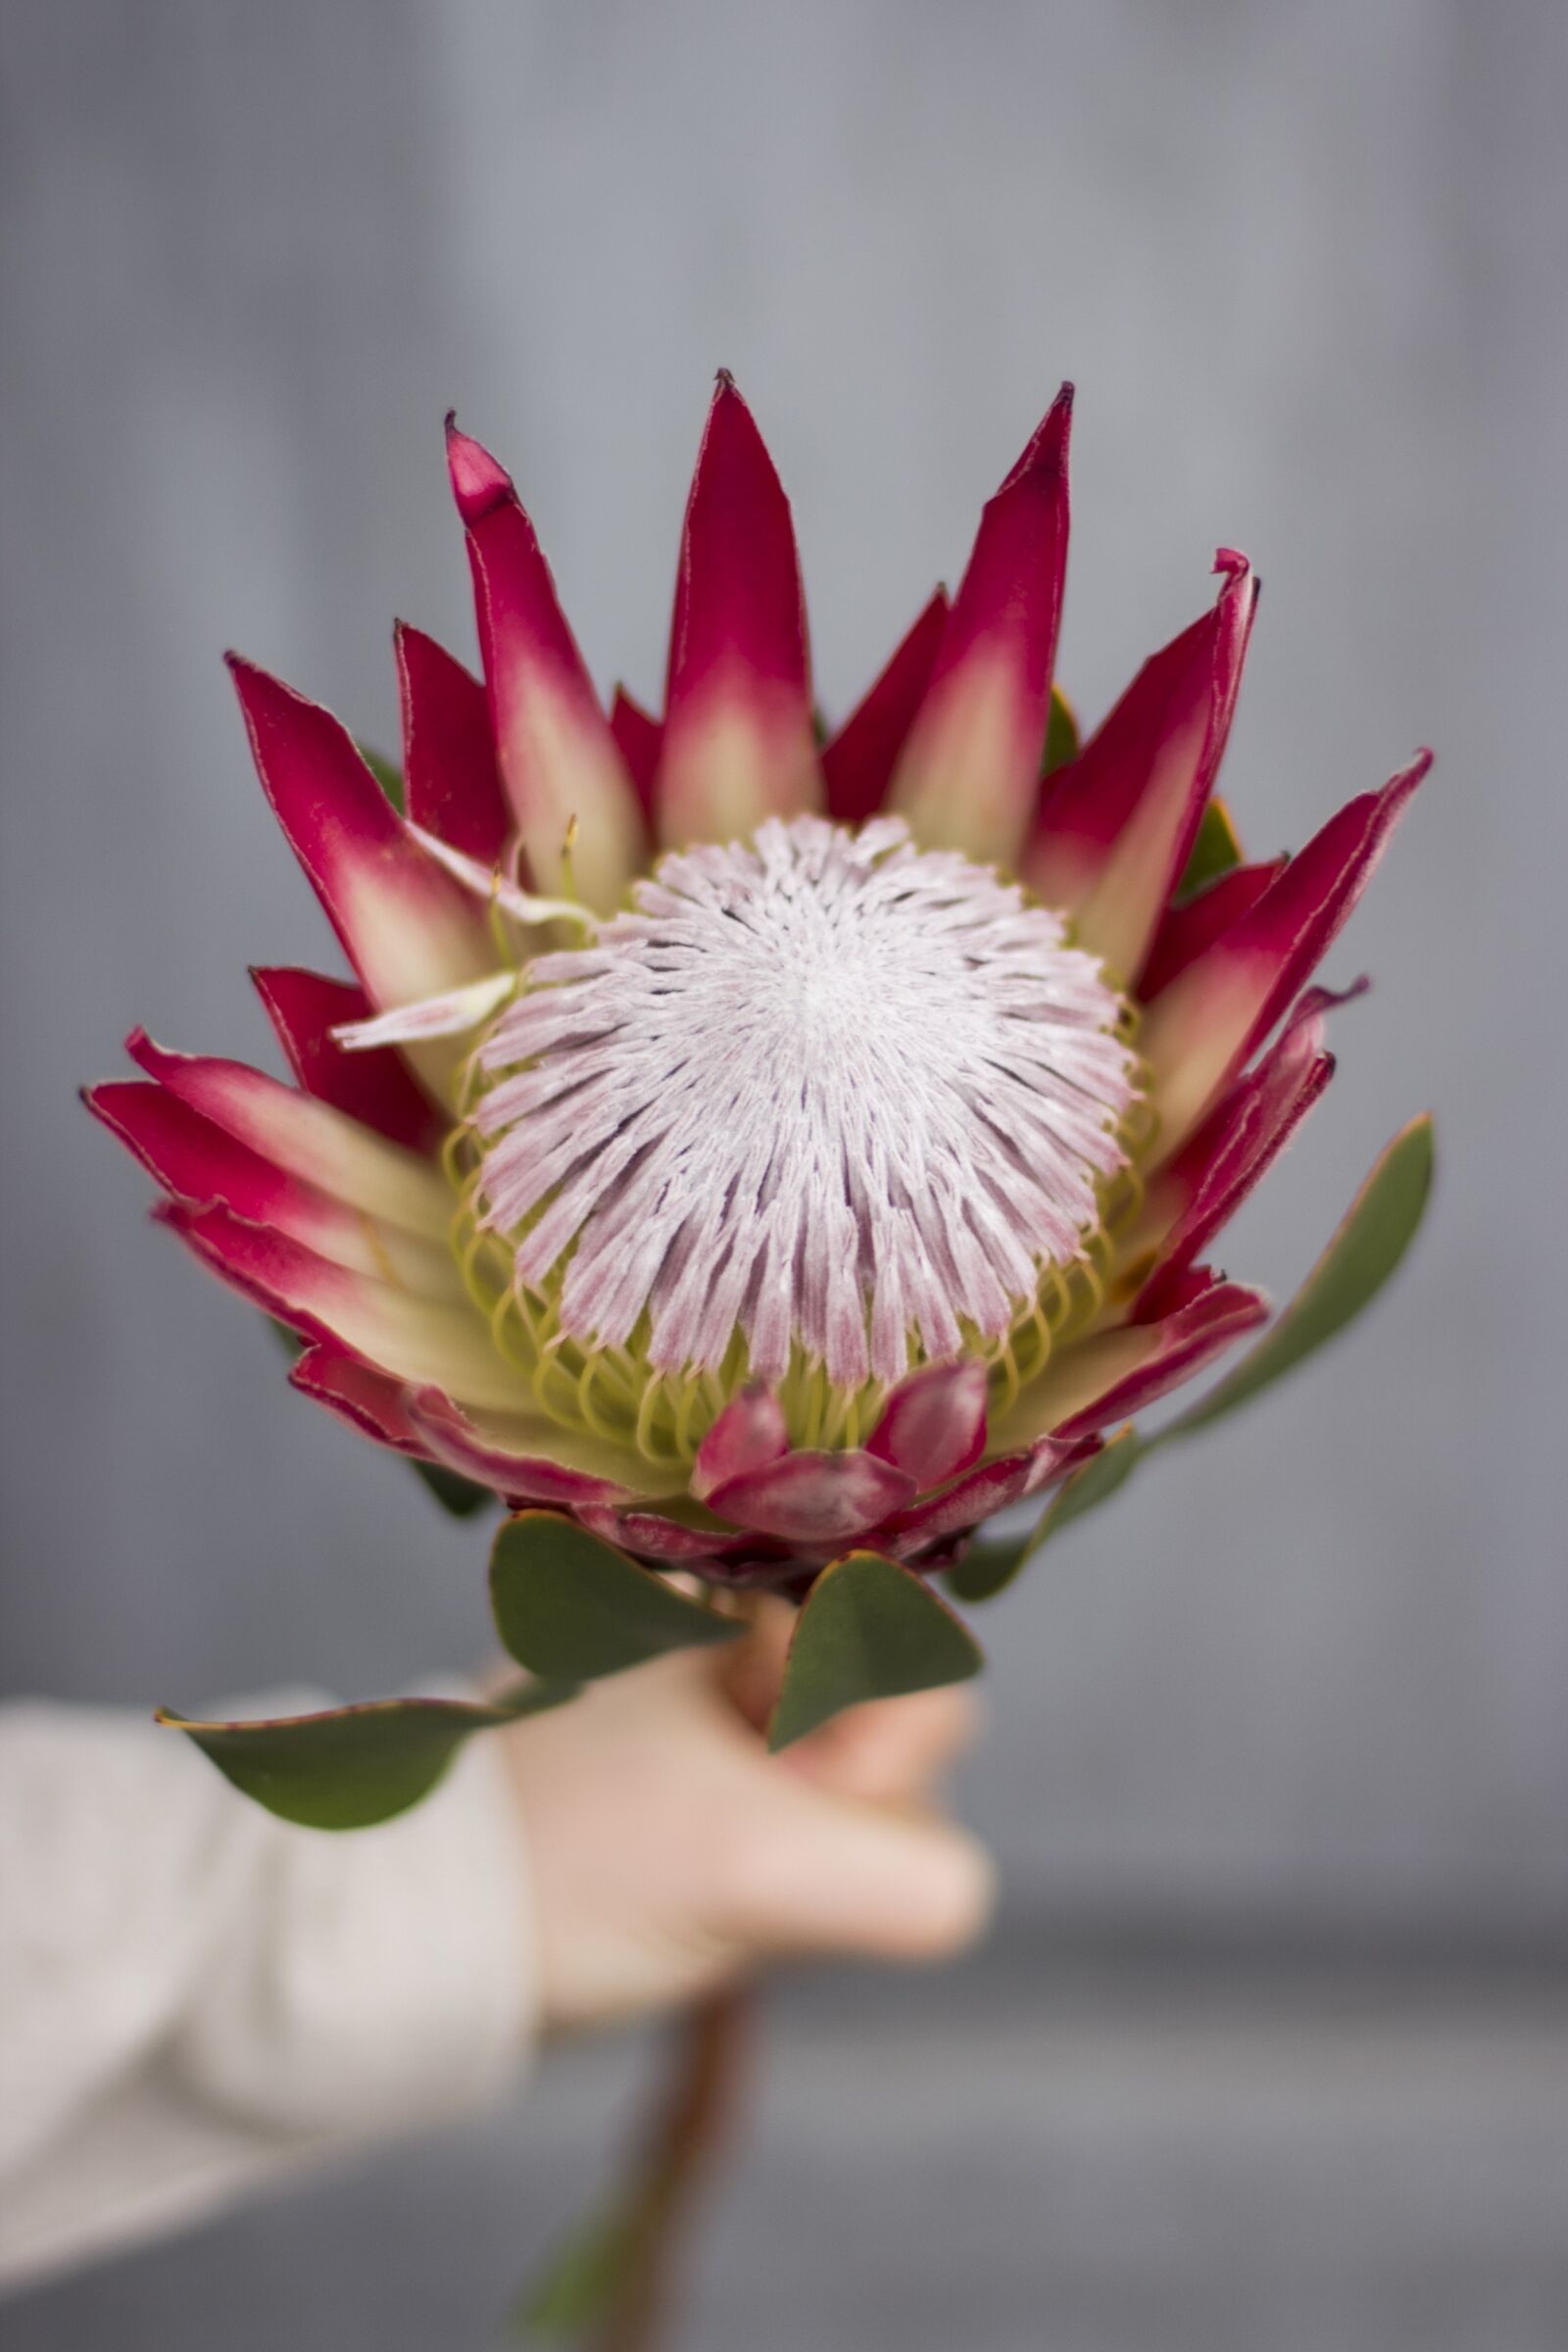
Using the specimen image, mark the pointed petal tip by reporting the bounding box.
[710,368,760,423]
[1211,548,1260,617]
[1001,380,1074,490]
[1372,747,1432,827]
[222,648,273,697]
[692,367,774,468]
[444,416,514,524]
[222,649,305,706]
[223,650,306,714]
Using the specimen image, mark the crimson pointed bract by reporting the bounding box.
[658,372,817,847]
[1143,750,1430,1152]
[394,622,510,866]
[894,385,1072,864]
[1026,551,1258,979]
[228,657,496,1023]
[609,685,662,816]
[250,966,448,1153]
[447,417,643,910]
[1139,858,1285,1002]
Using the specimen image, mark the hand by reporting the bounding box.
[497,1598,993,2032]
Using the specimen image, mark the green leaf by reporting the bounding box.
[490,1511,742,1681]
[413,1458,494,1518]
[267,1314,306,1358]
[942,1539,1016,1606]
[952,1116,1435,1594]
[1020,1426,1147,1550]
[946,1428,1144,1602]
[1043,683,1078,776]
[358,740,404,814]
[1166,1113,1435,1439]
[158,1680,576,1831]
[514,2203,641,2339]
[767,1551,982,1750]
[1176,796,1243,898]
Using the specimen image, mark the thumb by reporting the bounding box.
[717,1770,995,1965]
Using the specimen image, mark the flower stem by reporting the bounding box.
[592,1984,753,2352]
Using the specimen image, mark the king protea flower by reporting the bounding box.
[88,374,1431,1744]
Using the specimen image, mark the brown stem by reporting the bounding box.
[594,1984,754,2352]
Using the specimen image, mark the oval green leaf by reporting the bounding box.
[767,1551,983,1751]
[414,1458,494,1518]
[490,1511,741,1681]
[157,1679,575,1832]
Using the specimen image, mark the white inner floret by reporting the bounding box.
[474,814,1139,1389]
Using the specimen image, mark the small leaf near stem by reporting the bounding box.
[767,1550,982,1750]
[490,1512,743,1682]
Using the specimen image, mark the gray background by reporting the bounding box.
[3,3,1566,2346]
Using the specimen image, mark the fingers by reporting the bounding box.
[717,1592,981,1807]
[714,1770,996,1965]
[501,1628,995,2028]
[718,1593,797,1733]
[787,1681,981,1805]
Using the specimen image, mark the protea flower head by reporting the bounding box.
[89,375,1429,1627]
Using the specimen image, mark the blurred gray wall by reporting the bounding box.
[3,2,1567,2343]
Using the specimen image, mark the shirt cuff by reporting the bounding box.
[167,1686,539,2140]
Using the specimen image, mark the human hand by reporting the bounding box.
[497,1598,993,2032]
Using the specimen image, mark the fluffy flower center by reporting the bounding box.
[466,814,1141,1396]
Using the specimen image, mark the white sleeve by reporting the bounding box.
[0,1690,538,2290]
